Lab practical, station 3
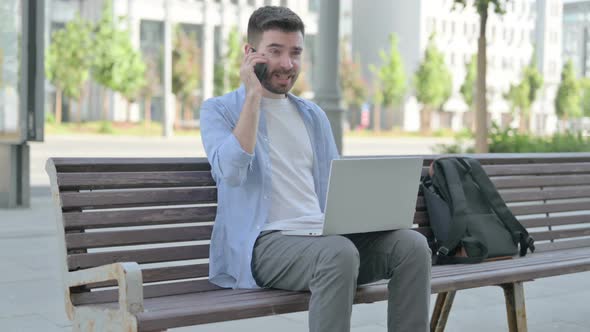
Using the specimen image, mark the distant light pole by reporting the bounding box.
[163,0,174,137]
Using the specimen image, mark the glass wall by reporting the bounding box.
[0,0,22,142]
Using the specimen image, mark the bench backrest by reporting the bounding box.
[46,153,590,306]
[456,154,590,253]
[46,158,219,306]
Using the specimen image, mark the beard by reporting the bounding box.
[260,69,300,95]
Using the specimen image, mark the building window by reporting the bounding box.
[427,18,435,34]
[248,0,256,6]
[549,61,557,76]
[491,26,496,42]
[264,0,272,6]
[550,31,558,44]
[280,0,287,7]
[551,0,560,17]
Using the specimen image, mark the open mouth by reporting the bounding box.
[273,73,293,84]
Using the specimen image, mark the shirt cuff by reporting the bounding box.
[226,132,255,167]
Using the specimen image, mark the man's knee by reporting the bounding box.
[392,229,432,264]
[317,236,360,276]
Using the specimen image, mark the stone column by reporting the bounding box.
[313,0,343,154]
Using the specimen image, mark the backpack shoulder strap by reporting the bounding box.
[433,158,475,258]
[464,158,536,256]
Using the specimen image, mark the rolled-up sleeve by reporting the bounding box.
[200,99,254,187]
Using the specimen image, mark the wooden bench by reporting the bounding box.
[46,153,590,332]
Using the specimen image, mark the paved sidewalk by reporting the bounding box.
[1,135,589,331]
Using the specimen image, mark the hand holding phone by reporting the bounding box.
[250,48,268,82]
[240,46,267,97]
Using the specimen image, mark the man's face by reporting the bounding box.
[252,29,303,95]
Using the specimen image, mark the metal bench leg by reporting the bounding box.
[501,282,528,332]
[430,291,456,332]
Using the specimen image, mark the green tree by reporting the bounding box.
[414,34,453,134]
[92,0,146,121]
[369,34,406,132]
[460,54,477,129]
[213,62,225,96]
[504,80,530,131]
[173,28,202,128]
[340,42,368,129]
[213,27,243,94]
[118,42,146,122]
[519,52,543,133]
[45,16,93,124]
[226,27,243,92]
[555,60,582,123]
[454,0,510,152]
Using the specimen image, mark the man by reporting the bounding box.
[200,6,431,332]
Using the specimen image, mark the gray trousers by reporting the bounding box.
[251,229,432,332]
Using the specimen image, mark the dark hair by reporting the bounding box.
[247,6,305,47]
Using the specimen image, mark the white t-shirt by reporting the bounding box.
[260,97,324,231]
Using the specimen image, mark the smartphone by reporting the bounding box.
[250,48,268,82]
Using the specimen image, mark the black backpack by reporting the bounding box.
[421,157,535,264]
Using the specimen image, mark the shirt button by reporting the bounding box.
[256,226,261,230]
[264,195,269,200]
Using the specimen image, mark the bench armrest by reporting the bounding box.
[67,262,143,314]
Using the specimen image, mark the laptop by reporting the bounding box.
[282,157,423,236]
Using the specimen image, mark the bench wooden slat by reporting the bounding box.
[510,201,590,216]
[72,279,221,305]
[63,206,217,230]
[136,290,311,331]
[482,163,590,176]
[519,214,590,228]
[139,288,297,312]
[534,238,590,252]
[492,174,590,189]
[413,227,433,238]
[500,186,590,203]
[57,171,215,190]
[60,188,217,210]
[529,227,590,241]
[52,157,211,173]
[67,244,209,270]
[431,255,590,293]
[65,226,213,250]
[431,247,590,277]
[413,211,428,226]
[87,264,210,288]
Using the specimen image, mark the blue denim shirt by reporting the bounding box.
[199,86,340,289]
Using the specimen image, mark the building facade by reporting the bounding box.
[350,0,563,134]
[563,0,590,77]
[45,0,319,125]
